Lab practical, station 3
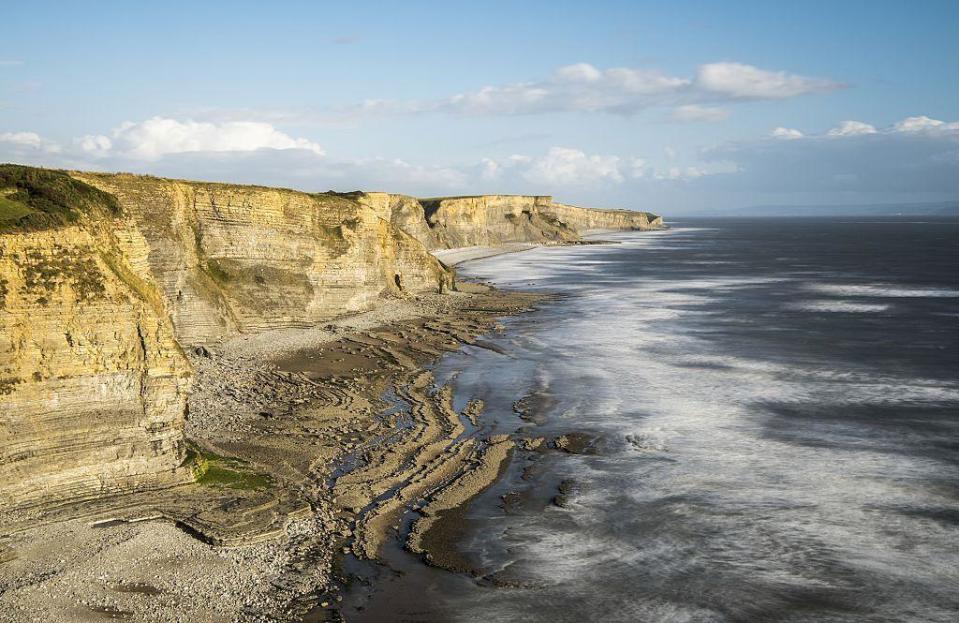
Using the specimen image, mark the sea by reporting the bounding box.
[340,217,959,623]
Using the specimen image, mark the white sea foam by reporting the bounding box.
[445,226,959,623]
[791,299,891,313]
[809,283,959,298]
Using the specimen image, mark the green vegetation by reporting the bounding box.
[0,377,20,395]
[191,221,204,251]
[22,247,107,302]
[199,464,272,489]
[186,445,272,490]
[201,257,314,306]
[99,250,161,309]
[315,222,347,241]
[0,195,34,224]
[0,164,121,232]
[310,192,363,211]
[204,258,232,285]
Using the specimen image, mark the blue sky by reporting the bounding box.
[2,1,958,213]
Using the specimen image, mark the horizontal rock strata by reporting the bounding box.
[0,221,192,510]
[73,175,455,346]
[355,192,662,249]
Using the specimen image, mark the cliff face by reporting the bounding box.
[543,201,663,233]
[0,218,192,510]
[418,195,580,248]
[354,192,661,250]
[352,192,441,250]
[74,175,454,346]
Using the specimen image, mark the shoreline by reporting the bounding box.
[432,236,624,267]
[0,280,549,622]
[432,243,541,266]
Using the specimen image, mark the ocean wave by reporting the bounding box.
[791,299,891,313]
[809,283,959,298]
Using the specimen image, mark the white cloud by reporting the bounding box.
[893,115,959,134]
[0,131,61,153]
[477,147,727,189]
[522,147,624,186]
[337,61,839,118]
[827,120,877,136]
[334,64,692,117]
[0,60,24,67]
[596,66,690,94]
[368,157,467,188]
[480,157,501,181]
[103,117,325,160]
[446,84,552,116]
[704,114,959,195]
[630,158,650,178]
[455,61,728,115]
[671,104,730,122]
[695,62,842,99]
[76,134,113,156]
[554,62,602,83]
[439,63,691,116]
[769,115,959,142]
[771,127,804,140]
[653,166,711,181]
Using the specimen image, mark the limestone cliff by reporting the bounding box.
[73,175,454,346]
[350,192,441,250]
[354,192,662,250]
[543,201,663,234]
[0,168,193,510]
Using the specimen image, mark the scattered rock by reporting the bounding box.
[551,478,579,508]
[518,436,545,451]
[552,432,600,455]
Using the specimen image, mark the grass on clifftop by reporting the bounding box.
[0,164,121,233]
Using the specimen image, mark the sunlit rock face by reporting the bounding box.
[0,222,193,510]
[355,192,662,250]
[543,201,663,234]
[74,174,454,346]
